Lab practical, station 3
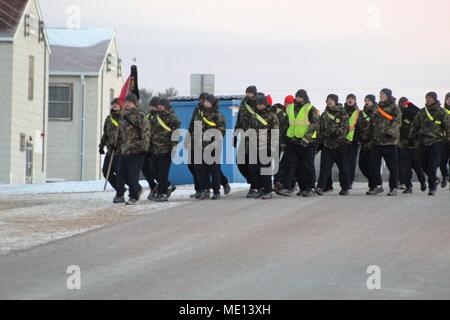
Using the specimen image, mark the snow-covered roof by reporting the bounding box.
[48,28,116,75]
[47,28,114,48]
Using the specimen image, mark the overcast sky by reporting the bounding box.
[39,0,450,106]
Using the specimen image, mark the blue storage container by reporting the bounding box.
[168,96,247,185]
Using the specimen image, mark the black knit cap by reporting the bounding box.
[205,94,217,105]
[380,88,393,98]
[346,93,357,101]
[426,91,438,102]
[327,94,339,105]
[446,92,450,101]
[125,93,138,104]
[110,98,120,106]
[149,97,160,107]
[398,97,408,107]
[246,86,258,96]
[365,94,376,103]
[295,89,309,101]
[159,98,171,109]
[257,95,269,107]
[199,92,209,100]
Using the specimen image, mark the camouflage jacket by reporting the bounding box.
[100,111,122,153]
[410,102,450,147]
[276,109,289,146]
[118,108,150,155]
[235,98,257,153]
[249,107,280,152]
[191,104,226,150]
[399,103,420,148]
[318,105,350,150]
[355,104,376,150]
[150,109,181,154]
[370,98,402,146]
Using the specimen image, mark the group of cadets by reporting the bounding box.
[99,88,450,205]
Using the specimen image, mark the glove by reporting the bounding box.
[300,138,310,148]
[99,145,105,155]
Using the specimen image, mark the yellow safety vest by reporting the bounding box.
[286,103,317,139]
[346,110,360,142]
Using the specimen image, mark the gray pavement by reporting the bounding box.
[0,183,449,300]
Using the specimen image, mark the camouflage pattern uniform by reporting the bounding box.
[369,98,402,191]
[316,105,350,191]
[100,110,122,154]
[118,107,151,155]
[410,101,450,191]
[150,109,181,155]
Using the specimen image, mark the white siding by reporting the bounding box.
[0,43,13,184]
[8,0,49,184]
[47,36,124,182]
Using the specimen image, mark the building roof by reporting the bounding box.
[170,95,245,102]
[0,0,28,38]
[47,28,115,75]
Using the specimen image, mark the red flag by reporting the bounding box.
[118,65,140,107]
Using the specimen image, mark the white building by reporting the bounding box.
[46,28,124,182]
[0,0,50,184]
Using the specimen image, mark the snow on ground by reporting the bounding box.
[0,181,248,255]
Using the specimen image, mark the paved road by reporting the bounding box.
[1,184,449,300]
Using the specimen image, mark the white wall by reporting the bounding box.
[0,43,13,184]
[8,0,49,184]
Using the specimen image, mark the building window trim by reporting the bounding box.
[48,83,74,121]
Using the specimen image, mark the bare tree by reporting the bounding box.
[158,87,178,99]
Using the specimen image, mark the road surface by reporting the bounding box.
[0,183,449,300]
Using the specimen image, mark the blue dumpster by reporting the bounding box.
[168,95,247,185]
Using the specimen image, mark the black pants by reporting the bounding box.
[359,148,382,187]
[421,142,443,190]
[249,152,273,194]
[283,141,316,192]
[190,147,229,192]
[439,142,449,179]
[237,147,256,189]
[195,162,221,194]
[102,153,125,196]
[154,152,172,195]
[119,154,145,200]
[399,147,426,188]
[370,145,399,190]
[142,151,157,190]
[318,145,350,191]
[347,143,360,186]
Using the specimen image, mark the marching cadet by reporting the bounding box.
[272,102,290,190]
[192,95,226,200]
[99,98,126,203]
[439,92,450,189]
[316,94,350,196]
[398,97,427,193]
[117,94,151,205]
[355,95,382,192]
[234,86,259,197]
[142,97,160,200]
[367,89,402,196]
[247,95,280,199]
[281,89,320,197]
[150,99,181,202]
[410,92,450,196]
[344,94,361,189]
[188,93,231,199]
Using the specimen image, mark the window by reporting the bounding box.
[49,85,73,120]
[28,56,34,100]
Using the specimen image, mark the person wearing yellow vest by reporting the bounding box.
[344,94,361,189]
[438,92,450,189]
[99,98,126,204]
[367,88,402,197]
[149,99,181,202]
[316,94,350,196]
[280,89,320,197]
[192,95,226,200]
[410,92,450,196]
